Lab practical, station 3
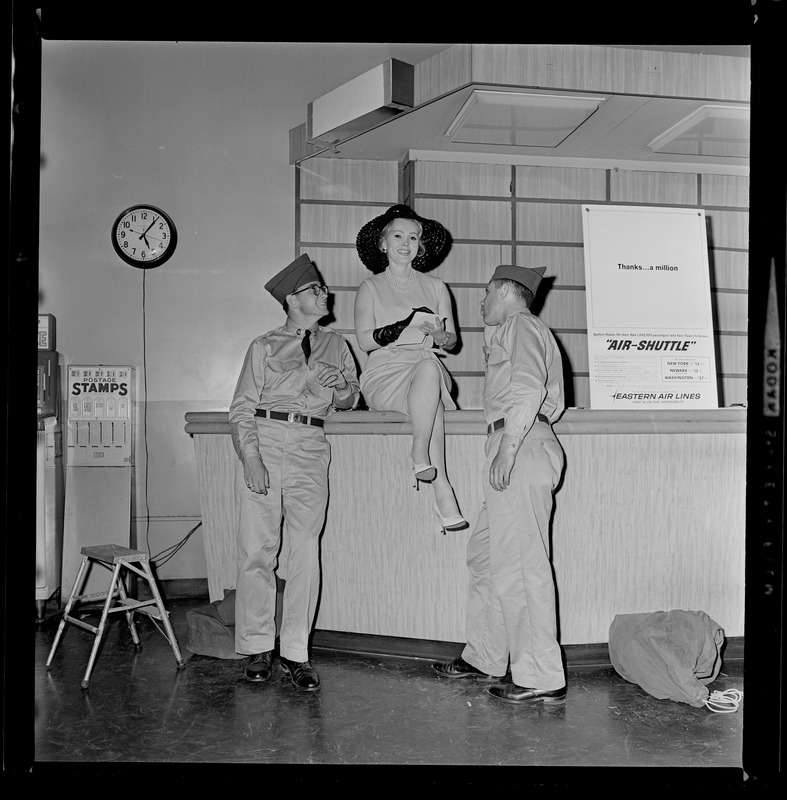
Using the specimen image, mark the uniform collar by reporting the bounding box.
[284,321,319,338]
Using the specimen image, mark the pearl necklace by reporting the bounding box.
[385,267,417,293]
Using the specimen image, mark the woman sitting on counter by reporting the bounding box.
[353,204,467,533]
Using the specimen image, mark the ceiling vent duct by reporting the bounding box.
[307,59,414,146]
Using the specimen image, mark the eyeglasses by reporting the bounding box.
[291,283,328,297]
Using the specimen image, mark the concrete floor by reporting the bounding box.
[26,597,747,786]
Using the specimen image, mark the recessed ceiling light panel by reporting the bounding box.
[648,105,749,158]
[444,90,606,147]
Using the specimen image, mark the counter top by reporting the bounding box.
[185,407,746,436]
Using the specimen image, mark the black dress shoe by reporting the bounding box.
[279,656,320,691]
[244,651,273,682]
[431,656,498,682]
[487,682,567,705]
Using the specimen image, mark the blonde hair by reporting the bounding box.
[378,218,426,260]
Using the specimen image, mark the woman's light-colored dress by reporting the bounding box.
[358,271,456,414]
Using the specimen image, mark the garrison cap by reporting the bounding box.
[490,265,547,294]
[264,253,322,304]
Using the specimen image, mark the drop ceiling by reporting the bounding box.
[300,45,750,173]
[305,84,748,172]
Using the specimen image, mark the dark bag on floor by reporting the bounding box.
[608,609,725,707]
[186,589,243,660]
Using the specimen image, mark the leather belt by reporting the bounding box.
[255,409,324,428]
[487,414,549,434]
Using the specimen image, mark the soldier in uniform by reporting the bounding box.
[433,265,568,704]
[229,254,360,690]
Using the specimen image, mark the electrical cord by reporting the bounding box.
[704,688,743,713]
[142,268,151,557]
[140,269,203,571]
[150,520,203,568]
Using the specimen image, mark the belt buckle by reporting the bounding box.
[287,412,305,424]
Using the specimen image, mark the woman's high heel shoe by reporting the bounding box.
[408,456,437,486]
[432,502,469,534]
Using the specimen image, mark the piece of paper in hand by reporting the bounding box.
[396,311,437,346]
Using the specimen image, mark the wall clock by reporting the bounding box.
[112,204,178,268]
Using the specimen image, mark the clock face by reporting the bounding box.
[112,205,178,268]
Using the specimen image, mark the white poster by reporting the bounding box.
[582,205,718,409]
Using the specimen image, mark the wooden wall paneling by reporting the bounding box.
[416,198,512,241]
[553,332,590,375]
[536,288,588,330]
[573,377,591,408]
[452,375,484,409]
[300,203,391,246]
[431,243,515,283]
[469,44,749,102]
[298,158,399,201]
[516,201,584,243]
[414,44,473,105]
[709,250,748,291]
[704,209,749,250]
[712,291,748,332]
[451,287,485,330]
[413,160,512,197]
[515,165,607,200]
[191,417,745,642]
[701,174,750,208]
[440,330,484,374]
[414,44,748,107]
[303,245,367,288]
[716,332,748,376]
[552,432,746,642]
[194,434,240,601]
[609,169,699,205]
[516,244,587,285]
[328,288,358,333]
[719,377,747,407]
[318,433,485,641]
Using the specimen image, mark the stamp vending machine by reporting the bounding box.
[61,365,134,596]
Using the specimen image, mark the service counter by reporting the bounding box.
[185,408,746,646]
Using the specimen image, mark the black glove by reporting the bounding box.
[372,307,435,346]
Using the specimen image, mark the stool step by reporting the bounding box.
[63,615,99,634]
[80,544,147,563]
[47,543,185,688]
[115,597,164,620]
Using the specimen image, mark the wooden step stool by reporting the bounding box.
[46,544,186,689]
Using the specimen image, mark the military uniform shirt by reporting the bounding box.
[483,309,565,440]
[229,324,360,464]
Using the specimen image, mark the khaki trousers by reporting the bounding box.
[234,418,330,662]
[462,421,566,690]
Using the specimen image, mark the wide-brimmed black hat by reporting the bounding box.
[355,204,449,273]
